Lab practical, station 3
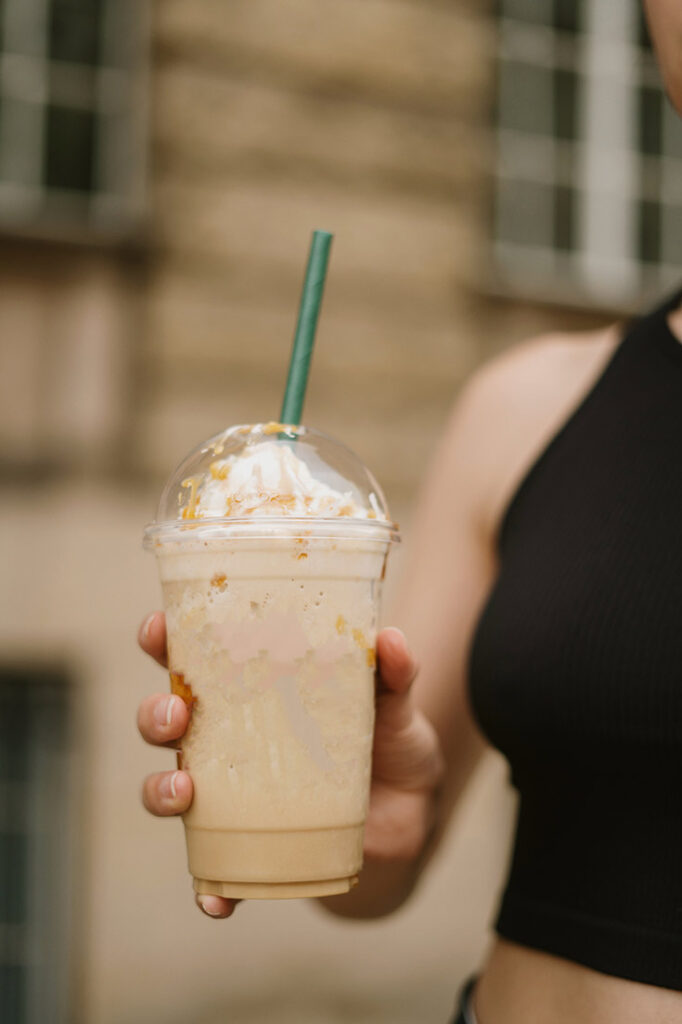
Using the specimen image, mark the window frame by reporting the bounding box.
[489,0,682,313]
[0,0,150,244]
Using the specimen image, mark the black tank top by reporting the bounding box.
[469,288,682,990]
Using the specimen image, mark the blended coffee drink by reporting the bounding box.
[144,423,397,899]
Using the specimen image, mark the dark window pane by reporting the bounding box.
[638,9,653,50]
[44,106,96,192]
[0,834,28,924]
[0,685,29,783]
[49,0,103,65]
[661,205,682,266]
[0,98,45,187]
[554,68,577,140]
[554,185,575,250]
[0,670,71,1024]
[497,178,554,248]
[499,61,554,135]
[0,965,25,1024]
[554,0,581,33]
[639,200,661,263]
[501,0,552,24]
[639,87,663,156]
[663,103,682,159]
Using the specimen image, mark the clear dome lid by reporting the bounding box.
[144,423,399,545]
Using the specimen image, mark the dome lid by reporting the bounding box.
[144,423,398,545]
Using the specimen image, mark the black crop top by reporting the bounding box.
[469,289,682,990]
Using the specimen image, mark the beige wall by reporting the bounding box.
[0,1,617,1021]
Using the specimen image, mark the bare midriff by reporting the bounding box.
[473,939,682,1024]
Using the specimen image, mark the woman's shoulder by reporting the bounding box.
[446,323,623,543]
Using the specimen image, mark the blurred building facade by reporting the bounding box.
[0,2,678,1022]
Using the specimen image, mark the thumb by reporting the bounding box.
[375,627,418,733]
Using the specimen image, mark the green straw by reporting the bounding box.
[280,230,333,425]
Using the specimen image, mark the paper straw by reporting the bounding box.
[280,230,333,425]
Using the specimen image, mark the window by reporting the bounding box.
[0,668,76,1024]
[494,0,682,308]
[0,0,146,235]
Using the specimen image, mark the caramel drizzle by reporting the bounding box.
[170,670,197,709]
[352,628,377,668]
[180,477,199,519]
[209,460,230,481]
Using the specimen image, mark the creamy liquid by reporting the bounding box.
[158,538,387,897]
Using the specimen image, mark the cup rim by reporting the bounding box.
[143,515,400,549]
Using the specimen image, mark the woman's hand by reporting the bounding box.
[365,626,444,863]
[137,612,443,919]
[137,611,238,919]
[316,626,445,919]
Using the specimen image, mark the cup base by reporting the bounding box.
[184,822,364,900]
[193,875,358,900]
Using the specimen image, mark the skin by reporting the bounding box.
[139,5,682,1016]
[644,0,682,113]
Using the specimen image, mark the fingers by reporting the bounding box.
[138,611,168,668]
[195,893,239,919]
[142,769,193,816]
[137,693,190,747]
[376,627,418,695]
[137,614,237,921]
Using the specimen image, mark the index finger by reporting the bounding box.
[138,611,168,668]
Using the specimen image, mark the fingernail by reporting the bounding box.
[154,695,177,729]
[142,613,156,642]
[160,771,179,801]
[197,895,229,918]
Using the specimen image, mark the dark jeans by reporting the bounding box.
[451,977,477,1024]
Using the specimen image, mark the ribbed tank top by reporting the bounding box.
[469,288,682,990]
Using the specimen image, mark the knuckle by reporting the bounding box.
[141,775,156,812]
[136,703,150,738]
[142,773,170,815]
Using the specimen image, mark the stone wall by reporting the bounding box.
[140,0,497,514]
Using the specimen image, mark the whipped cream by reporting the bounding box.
[181,441,384,521]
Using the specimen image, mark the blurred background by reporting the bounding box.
[0,1,680,1022]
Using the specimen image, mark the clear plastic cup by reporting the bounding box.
[144,424,398,899]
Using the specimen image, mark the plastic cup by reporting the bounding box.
[144,424,398,899]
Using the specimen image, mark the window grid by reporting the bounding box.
[0,0,146,236]
[0,669,74,1024]
[495,1,682,308]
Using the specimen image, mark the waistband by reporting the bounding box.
[452,977,478,1024]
